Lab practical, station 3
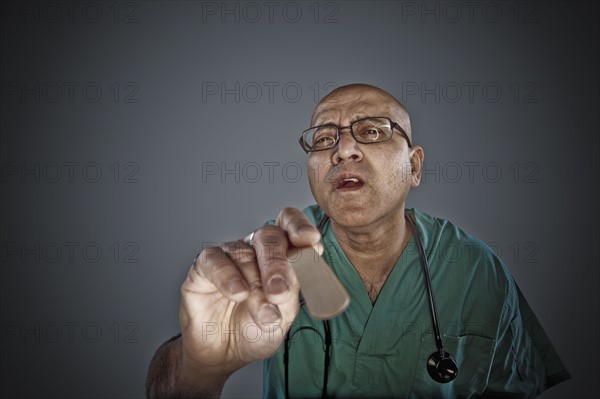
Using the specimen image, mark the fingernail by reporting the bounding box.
[258,303,281,324]
[267,275,289,296]
[296,224,311,234]
[227,278,246,295]
[297,224,319,238]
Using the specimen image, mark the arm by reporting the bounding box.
[146,334,230,399]
[482,260,570,398]
[145,208,322,398]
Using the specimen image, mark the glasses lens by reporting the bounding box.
[352,118,393,143]
[304,126,338,151]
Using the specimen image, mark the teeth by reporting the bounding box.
[343,178,359,183]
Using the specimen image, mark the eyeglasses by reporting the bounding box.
[299,116,412,153]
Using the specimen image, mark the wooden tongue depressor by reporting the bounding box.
[286,246,350,320]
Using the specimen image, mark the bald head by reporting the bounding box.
[311,83,412,140]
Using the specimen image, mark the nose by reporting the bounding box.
[332,127,363,165]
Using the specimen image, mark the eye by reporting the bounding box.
[314,135,335,145]
[358,127,381,141]
[312,127,337,148]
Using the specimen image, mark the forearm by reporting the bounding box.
[145,334,229,399]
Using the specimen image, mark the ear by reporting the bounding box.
[408,146,424,188]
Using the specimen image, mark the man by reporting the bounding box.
[146,84,569,398]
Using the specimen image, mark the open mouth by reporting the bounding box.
[336,176,364,191]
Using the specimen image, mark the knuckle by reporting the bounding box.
[256,241,288,263]
[276,207,299,226]
[265,263,291,276]
[247,279,263,291]
[279,207,297,218]
[229,246,257,265]
[209,263,233,281]
[279,208,314,233]
[254,224,285,242]
[219,240,248,254]
[198,246,225,263]
[258,250,292,277]
[218,240,237,250]
[197,248,228,275]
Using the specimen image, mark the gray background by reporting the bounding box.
[1,1,598,398]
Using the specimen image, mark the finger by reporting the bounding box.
[251,225,299,304]
[275,207,322,254]
[241,232,254,246]
[219,241,262,293]
[192,245,250,302]
[240,282,284,330]
[219,241,283,328]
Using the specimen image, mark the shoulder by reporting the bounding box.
[411,208,514,296]
[410,208,489,253]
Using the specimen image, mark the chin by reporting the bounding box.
[327,207,377,229]
[327,197,406,229]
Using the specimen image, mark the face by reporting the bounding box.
[306,86,423,229]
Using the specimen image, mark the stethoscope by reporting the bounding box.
[283,212,458,398]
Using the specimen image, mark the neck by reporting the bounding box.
[330,207,412,302]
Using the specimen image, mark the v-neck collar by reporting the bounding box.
[320,210,423,349]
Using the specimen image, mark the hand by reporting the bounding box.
[178,207,322,383]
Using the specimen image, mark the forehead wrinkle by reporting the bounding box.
[310,84,412,139]
[312,100,396,126]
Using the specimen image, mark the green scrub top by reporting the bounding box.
[263,205,569,398]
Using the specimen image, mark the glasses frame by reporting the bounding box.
[299,116,412,153]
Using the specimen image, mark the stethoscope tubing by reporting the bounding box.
[283,211,456,398]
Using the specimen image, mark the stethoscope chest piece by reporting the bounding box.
[284,212,460,399]
[427,350,458,383]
